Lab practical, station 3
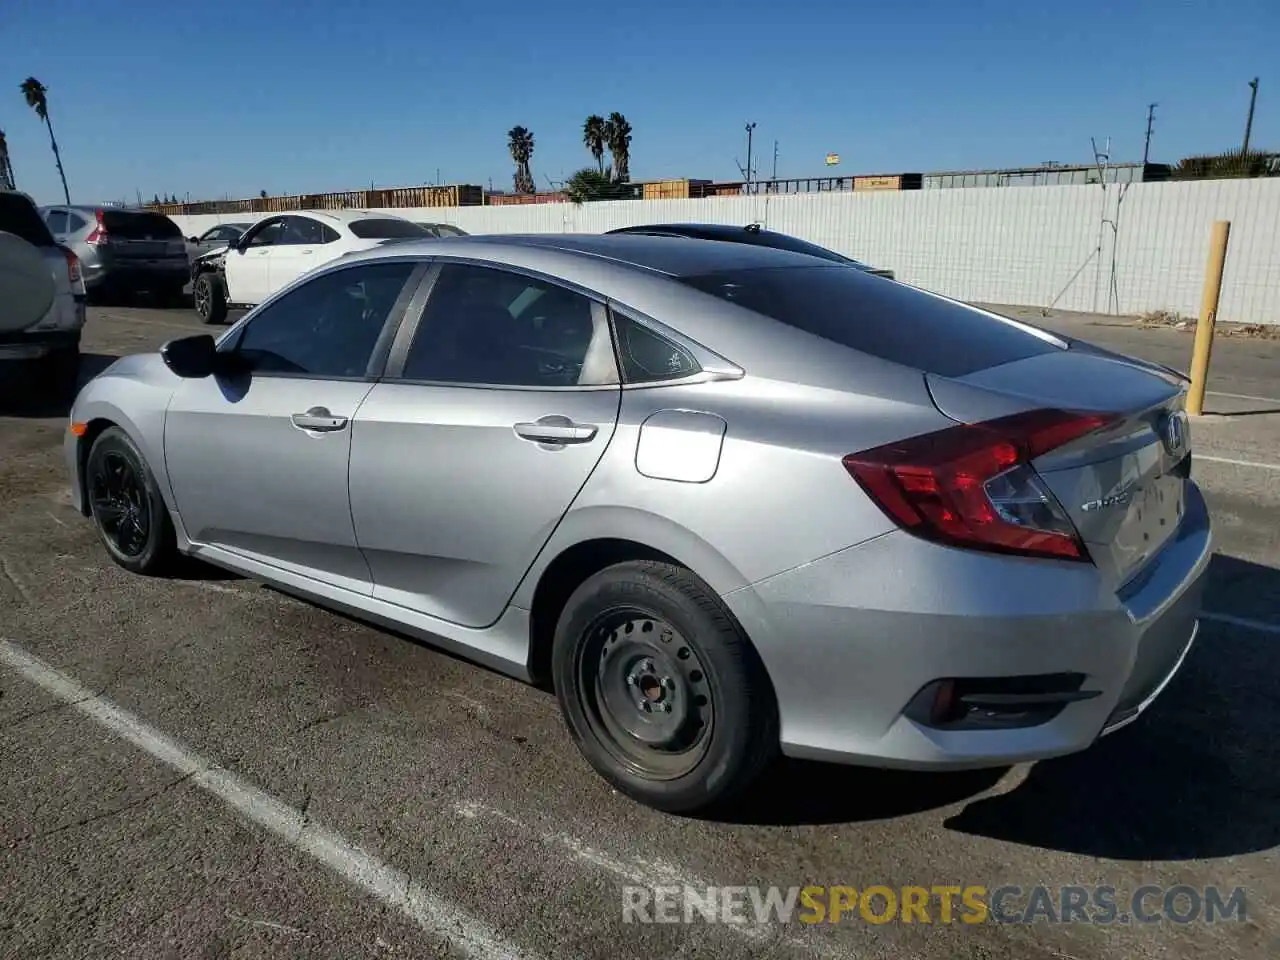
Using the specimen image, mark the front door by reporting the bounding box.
[269,215,334,292]
[350,261,622,628]
[223,217,283,305]
[165,258,424,593]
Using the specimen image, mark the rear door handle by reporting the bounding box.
[291,406,348,433]
[514,415,598,445]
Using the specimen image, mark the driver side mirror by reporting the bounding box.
[161,334,251,379]
[187,236,199,244]
[161,334,218,378]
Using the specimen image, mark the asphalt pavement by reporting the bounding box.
[1,303,1277,960]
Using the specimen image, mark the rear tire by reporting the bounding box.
[193,272,227,324]
[551,560,779,814]
[86,427,177,576]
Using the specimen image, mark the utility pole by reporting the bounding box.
[1242,78,1259,153]
[1142,103,1157,165]
[772,140,779,180]
[744,122,756,194]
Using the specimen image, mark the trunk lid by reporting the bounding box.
[101,210,186,260]
[927,350,1191,586]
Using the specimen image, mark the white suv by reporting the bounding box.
[0,190,87,396]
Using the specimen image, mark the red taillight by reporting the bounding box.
[843,409,1115,562]
[59,244,81,283]
[85,209,108,245]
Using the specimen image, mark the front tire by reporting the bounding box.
[86,427,177,575]
[551,560,779,814]
[193,272,227,325]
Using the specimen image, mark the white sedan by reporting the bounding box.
[189,209,432,324]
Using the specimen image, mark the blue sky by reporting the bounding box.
[2,0,1275,205]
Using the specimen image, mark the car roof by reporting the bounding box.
[383,232,837,277]
[610,223,773,240]
[294,209,413,225]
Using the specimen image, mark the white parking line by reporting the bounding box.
[454,801,849,959]
[1196,454,1280,471]
[1207,390,1280,405]
[0,639,540,960]
[1200,612,1280,636]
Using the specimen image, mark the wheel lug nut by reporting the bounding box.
[661,703,672,713]
[626,674,638,686]
[662,677,675,690]
[640,701,651,712]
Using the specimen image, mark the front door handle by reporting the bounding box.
[291,406,348,433]
[513,415,598,445]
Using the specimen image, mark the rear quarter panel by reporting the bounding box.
[512,372,956,604]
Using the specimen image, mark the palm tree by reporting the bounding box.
[564,167,625,204]
[0,129,15,190]
[603,112,632,183]
[507,126,536,193]
[20,77,70,204]
[582,115,607,175]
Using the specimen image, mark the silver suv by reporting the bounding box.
[41,204,188,304]
[0,190,87,396]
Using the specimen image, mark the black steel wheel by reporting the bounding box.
[579,608,714,780]
[86,427,176,574]
[552,560,779,813]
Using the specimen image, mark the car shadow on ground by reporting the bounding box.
[0,353,117,419]
[942,553,1278,860]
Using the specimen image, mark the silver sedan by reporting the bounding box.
[64,234,1211,813]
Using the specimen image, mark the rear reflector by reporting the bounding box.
[843,409,1115,561]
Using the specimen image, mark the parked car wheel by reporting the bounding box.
[551,560,779,813]
[193,273,227,324]
[86,427,177,575]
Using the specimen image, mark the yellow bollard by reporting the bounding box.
[1186,220,1231,416]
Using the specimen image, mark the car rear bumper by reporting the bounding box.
[86,254,189,289]
[722,481,1211,769]
[0,321,83,361]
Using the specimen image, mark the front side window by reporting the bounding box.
[233,262,417,378]
[280,216,329,245]
[244,220,284,248]
[401,263,616,387]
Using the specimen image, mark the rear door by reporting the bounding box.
[270,216,339,290]
[349,260,622,627]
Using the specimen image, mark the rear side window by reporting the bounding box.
[678,266,1059,377]
[349,218,431,239]
[101,210,182,239]
[0,194,55,246]
[612,313,700,383]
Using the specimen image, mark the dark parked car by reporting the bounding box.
[186,222,252,260]
[413,222,469,237]
[41,204,190,303]
[606,222,894,279]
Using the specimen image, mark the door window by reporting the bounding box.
[243,220,284,248]
[231,262,417,378]
[66,213,88,232]
[401,263,617,387]
[280,216,329,245]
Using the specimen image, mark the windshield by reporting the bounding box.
[678,265,1059,377]
[349,218,432,239]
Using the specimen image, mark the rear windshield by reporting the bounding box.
[349,218,432,239]
[102,210,182,239]
[678,265,1060,377]
[0,194,55,246]
[750,232,859,265]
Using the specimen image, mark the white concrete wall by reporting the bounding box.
[172,178,1280,324]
